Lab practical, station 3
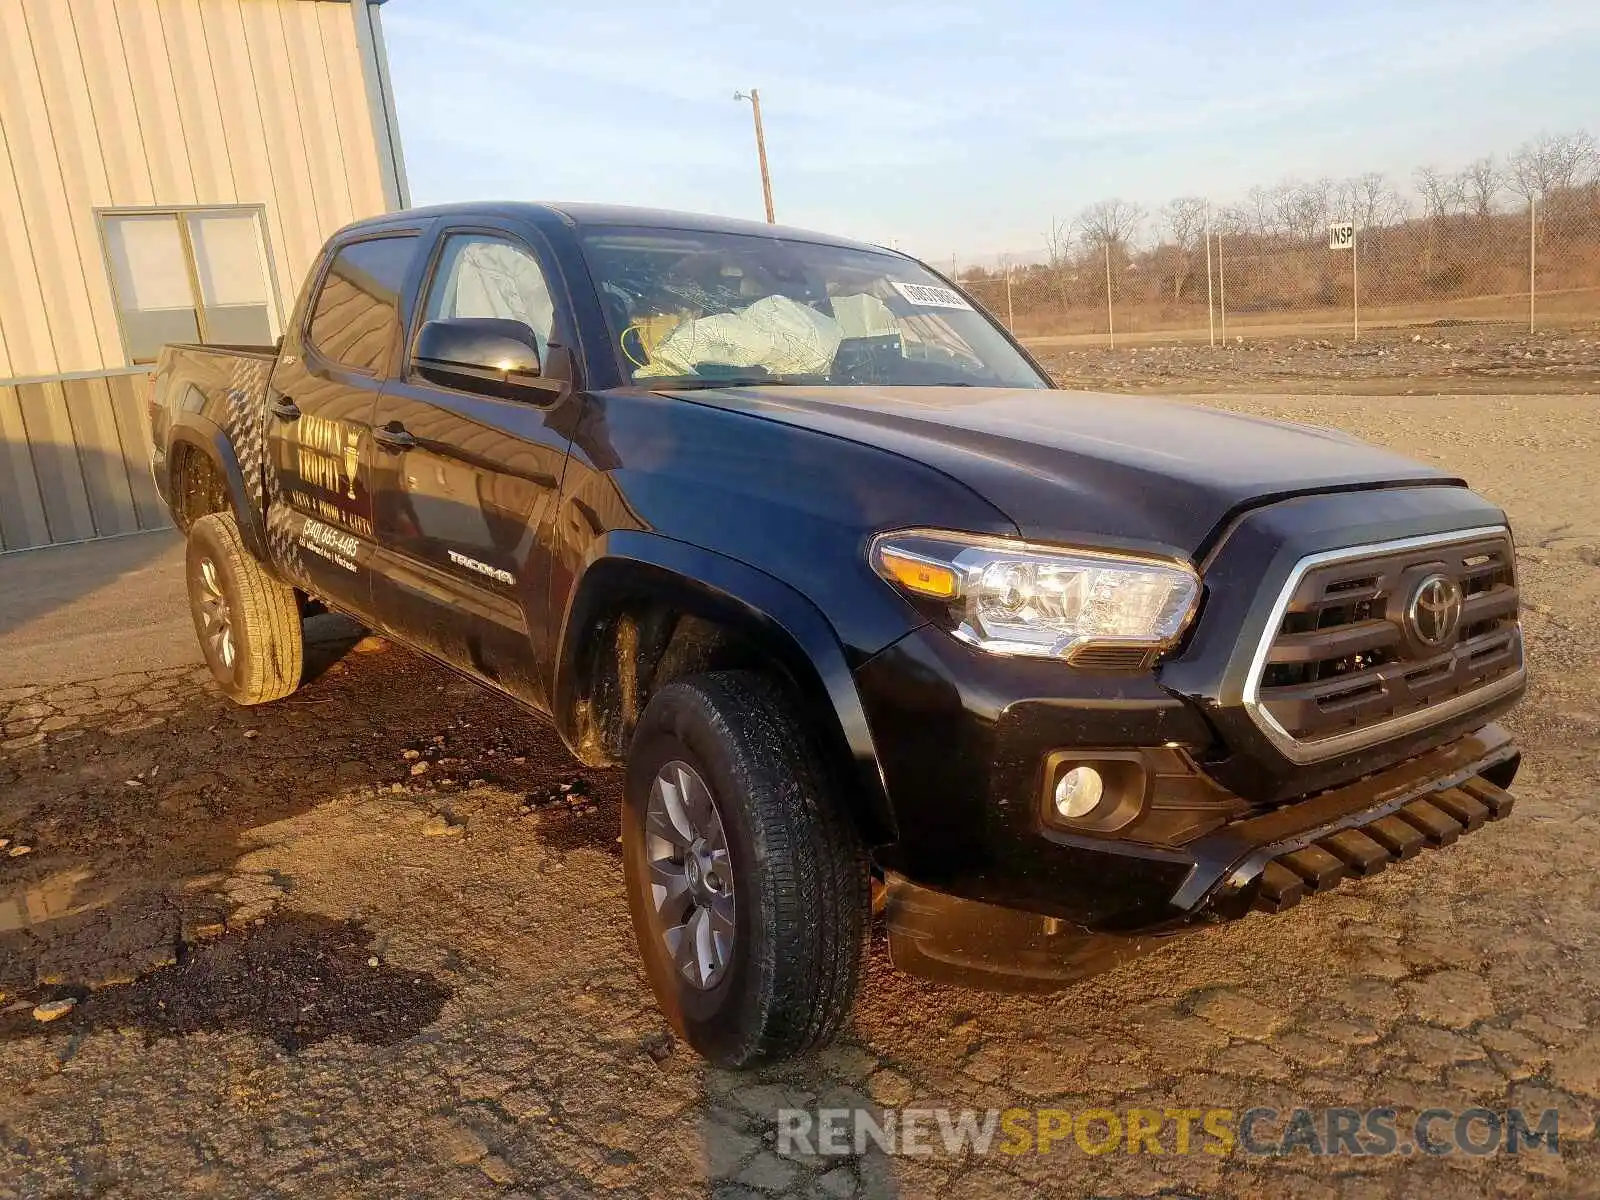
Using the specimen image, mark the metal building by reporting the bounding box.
[0,0,405,552]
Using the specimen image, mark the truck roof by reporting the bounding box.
[343,201,890,255]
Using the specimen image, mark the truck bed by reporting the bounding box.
[163,342,278,361]
[149,342,280,530]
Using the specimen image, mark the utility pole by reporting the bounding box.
[733,89,775,224]
[1352,221,1360,343]
[1104,241,1115,350]
[1529,195,1537,334]
[1204,209,1215,347]
[1216,230,1227,342]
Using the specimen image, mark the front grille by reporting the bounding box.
[1244,528,1523,763]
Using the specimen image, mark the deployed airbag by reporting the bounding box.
[635,294,843,378]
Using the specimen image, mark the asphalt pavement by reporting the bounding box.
[0,530,195,687]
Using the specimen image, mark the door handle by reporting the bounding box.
[270,397,301,421]
[373,422,417,452]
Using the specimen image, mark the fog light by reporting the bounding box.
[1042,752,1148,834]
[1054,765,1104,820]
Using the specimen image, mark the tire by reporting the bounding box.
[185,512,304,705]
[622,670,869,1067]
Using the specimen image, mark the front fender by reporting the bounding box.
[553,529,899,846]
[165,414,270,562]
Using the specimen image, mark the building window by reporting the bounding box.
[99,207,281,363]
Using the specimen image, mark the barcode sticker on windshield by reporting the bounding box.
[890,281,974,311]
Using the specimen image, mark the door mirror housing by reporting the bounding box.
[414,317,544,396]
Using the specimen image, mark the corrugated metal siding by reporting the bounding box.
[0,0,390,380]
[0,0,392,549]
[0,372,168,553]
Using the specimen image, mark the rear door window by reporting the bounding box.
[307,235,417,374]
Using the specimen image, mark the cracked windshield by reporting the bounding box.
[581,227,1047,389]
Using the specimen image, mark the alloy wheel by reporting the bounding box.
[644,760,736,989]
[197,557,236,670]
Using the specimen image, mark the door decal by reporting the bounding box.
[300,518,360,572]
[289,413,373,537]
[297,414,357,497]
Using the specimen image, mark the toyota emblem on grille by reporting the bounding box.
[1407,573,1464,646]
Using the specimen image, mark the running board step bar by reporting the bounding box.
[1247,775,1516,914]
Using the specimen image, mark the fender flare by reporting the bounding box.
[165,414,271,562]
[552,529,899,846]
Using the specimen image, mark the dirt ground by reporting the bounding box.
[1032,321,1600,395]
[2,390,1599,1199]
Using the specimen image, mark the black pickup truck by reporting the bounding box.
[150,203,1525,1067]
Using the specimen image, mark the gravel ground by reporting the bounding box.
[1033,322,1600,395]
[1,392,1598,1199]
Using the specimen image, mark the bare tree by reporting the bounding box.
[1043,215,1076,306]
[1245,185,1279,236]
[1212,203,1251,237]
[1414,165,1464,218]
[1506,130,1600,203]
[1163,197,1208,245]
[1299,178,1339,239]
[1043,216,1074,267]
[1455,156,1502,219]
[1076,199,1144,303]
[1159,197,1208,300]
[1076,198,1145,254]
[1240,178,1338,241]
[1413,165,1465,272]
[1339,171,1406,229]
[1265,183,1300,238]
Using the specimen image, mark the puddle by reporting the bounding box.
[0,866,123,935]
[0,912,451,1052]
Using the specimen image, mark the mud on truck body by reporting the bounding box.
[149,202,1525,1067]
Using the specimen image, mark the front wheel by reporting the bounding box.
[185,512,304,705]
[622,671,869,1067]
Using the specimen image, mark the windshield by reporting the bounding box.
[579,227,1048,390]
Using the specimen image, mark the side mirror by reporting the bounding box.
[414,317,543,396]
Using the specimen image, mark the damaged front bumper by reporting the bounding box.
[883,723,1520,992]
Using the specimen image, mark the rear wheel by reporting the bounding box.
[622,670,869,1068]
[185,512,303,705]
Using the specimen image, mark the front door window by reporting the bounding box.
[423,234,556,358]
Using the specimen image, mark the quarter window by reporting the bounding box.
[421,234,556,357]
[100,207,280,363]
[307,236,417,374]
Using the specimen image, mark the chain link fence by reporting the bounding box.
[953,136,1600,347]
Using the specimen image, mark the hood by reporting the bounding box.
[660,386,1459,556]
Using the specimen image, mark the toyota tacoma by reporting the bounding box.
[148,203,1525,1067]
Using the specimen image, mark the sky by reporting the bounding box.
[380,0,1600,265]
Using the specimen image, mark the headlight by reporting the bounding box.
[869,529,1200,662]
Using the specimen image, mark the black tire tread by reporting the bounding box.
[189,512,303,705]
[638,669,869,1066]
